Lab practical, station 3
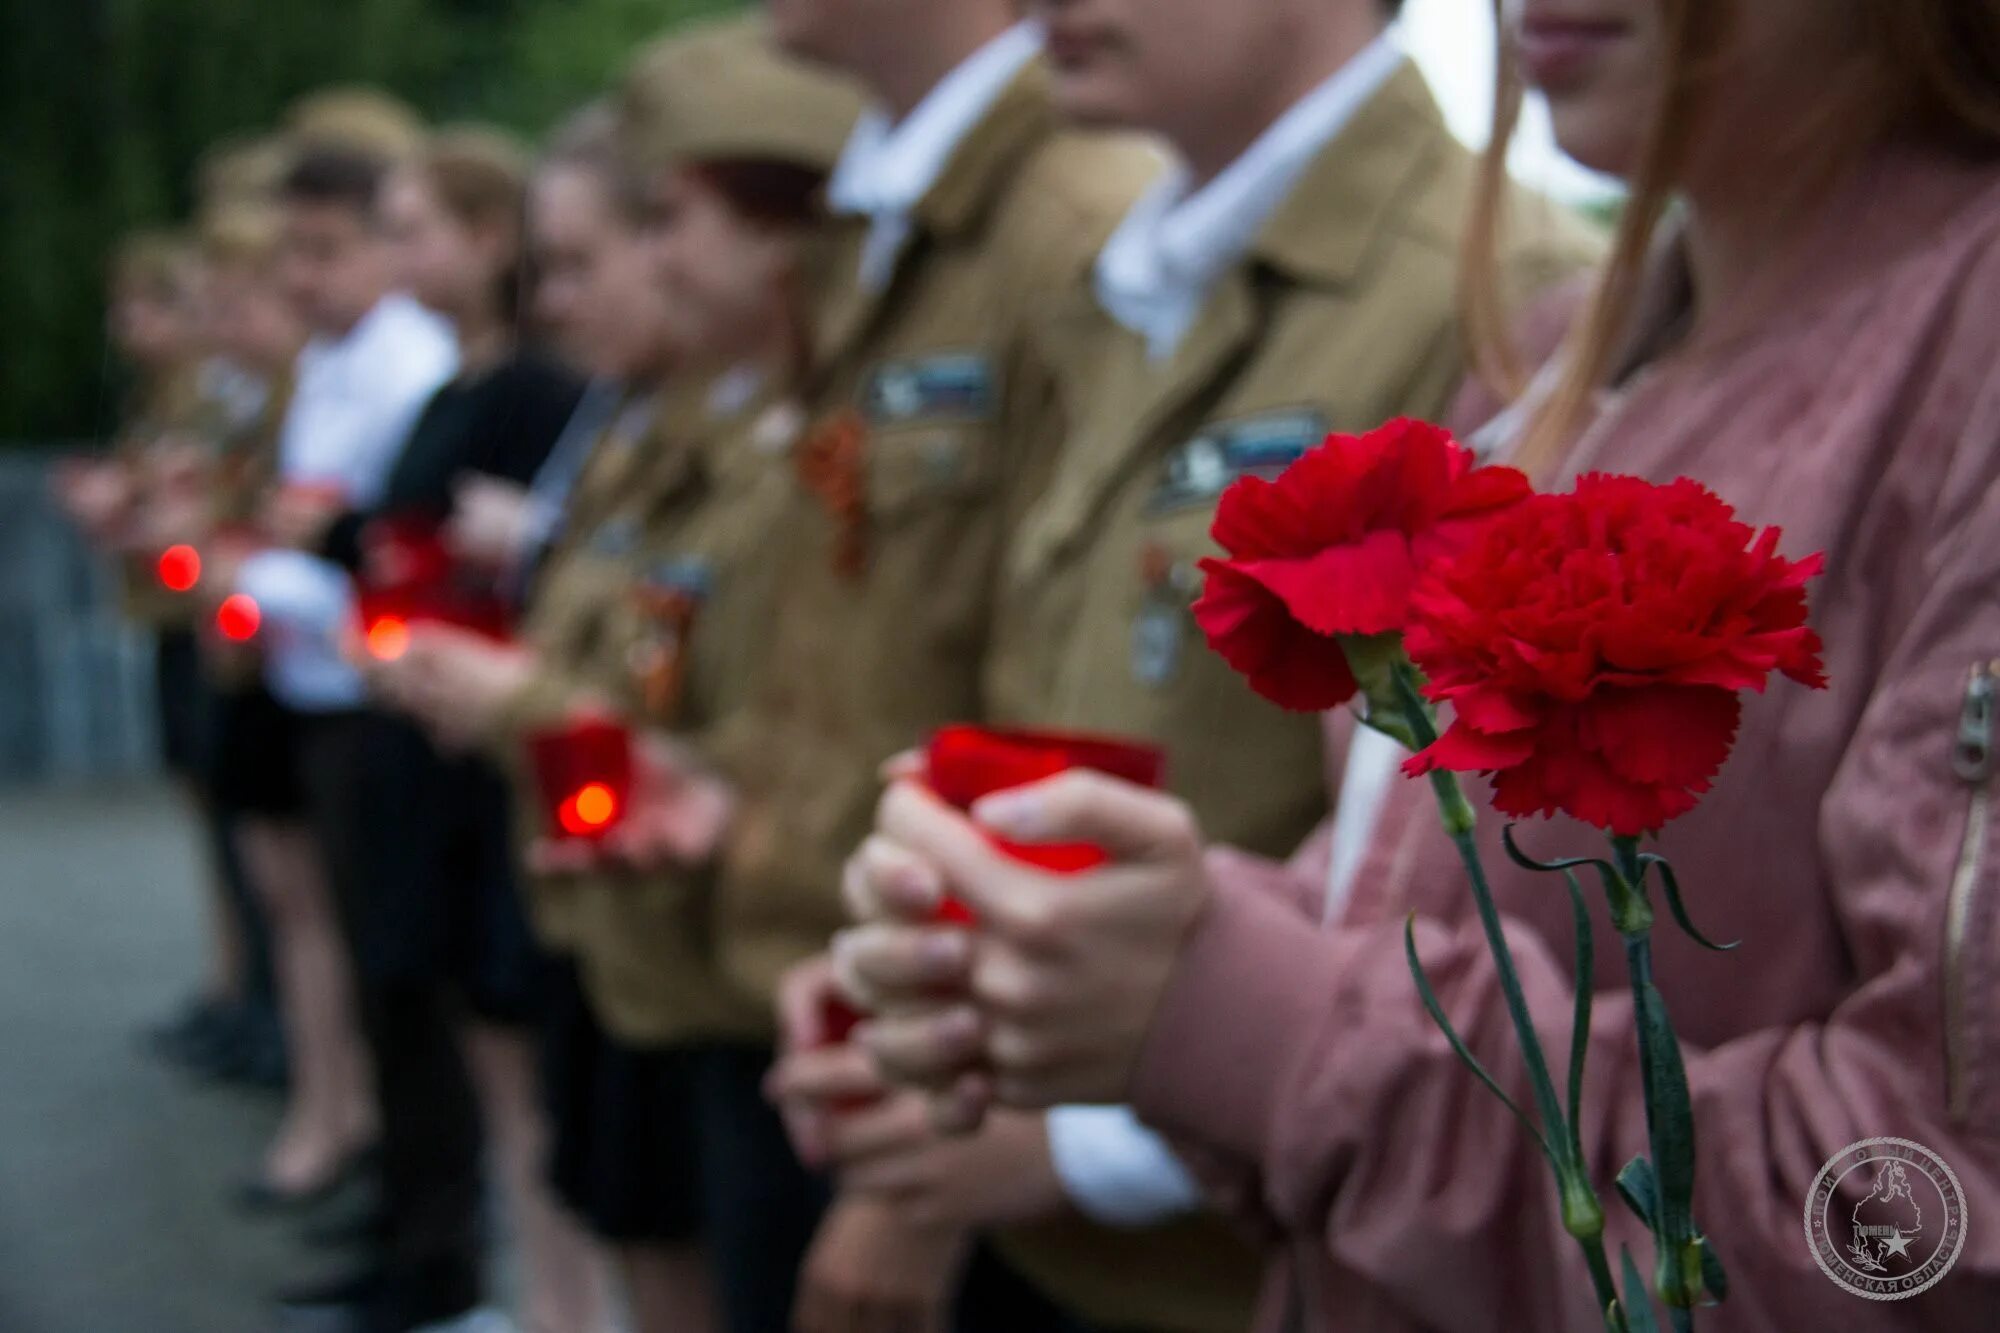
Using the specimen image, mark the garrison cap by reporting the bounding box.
[617,16,865,175]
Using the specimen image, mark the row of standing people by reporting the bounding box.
[67,1,2000,1332]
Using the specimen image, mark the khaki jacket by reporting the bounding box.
[493,376,798,1054]
[984,63,1602,1333]
[116,366,215,628]
[711,60,1161,1006]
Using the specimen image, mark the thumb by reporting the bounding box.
[969,770,1200,867]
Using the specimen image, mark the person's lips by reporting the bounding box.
[1515,15,1628,90]
[1043,20,1106,70]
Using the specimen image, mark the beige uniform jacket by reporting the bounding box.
[985,64,1603,1333]
[711,61,1160,1007]
[492,378,794,1051]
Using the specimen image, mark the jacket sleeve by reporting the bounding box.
[1128,432,2000,1330]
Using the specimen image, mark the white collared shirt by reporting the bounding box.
[253,292,457,711]
[1095,30,1407,361]
[279,293,459,503]
[827,21,1045,292]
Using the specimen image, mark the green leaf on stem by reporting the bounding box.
[1563,869,1594,1168]
[1696,1234,1729,1303]
[1618,1247,1664,1333]
[1502,824,1624,900]
[1403,913,1555,1166]
[1638,853,1739,952]
[1635,979,1699,1228]
[1616,1156,1660,1233]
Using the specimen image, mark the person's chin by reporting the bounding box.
[1546,102,1644,179]
[1048,76,1142,132]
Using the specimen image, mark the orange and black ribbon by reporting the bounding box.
[631,585,702,728]
[796,407,870,580]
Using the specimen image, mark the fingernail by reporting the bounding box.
[936,1007,980,1049]
[972,791,1041,838]
[891,862,941,908]
[921,931,968,973]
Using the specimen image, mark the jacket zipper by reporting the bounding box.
[1945,660,1995,1123]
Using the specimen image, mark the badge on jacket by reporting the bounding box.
[587,515,641,558]
[628,556,715,727]
[797,409,870,578]
[1131,543,1203,688]
[861,353,995,425]
[1146,407,1329,514]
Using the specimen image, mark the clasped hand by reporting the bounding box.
[832,770,1215,1131]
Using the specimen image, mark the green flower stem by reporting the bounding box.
[1612,838,1704,1319]
[1392,665,1625,1329]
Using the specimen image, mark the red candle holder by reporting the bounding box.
[155,544,202,594]
[526,717,636,842]
[924,725,1168,902]
[215,594,262,643]
[355,515,514,657]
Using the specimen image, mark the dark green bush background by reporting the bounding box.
[0,0,741,442]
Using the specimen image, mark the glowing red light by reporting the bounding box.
[557,782,620,836]
[216,594,261,642]
[156,545,201,593]
[366,616,411,662]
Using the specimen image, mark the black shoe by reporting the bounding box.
[300,1202,389,1252]
[142,995,237,1065]
[271,1266,394,1333]
[236,1143,379,1215]
[220,1009,290,1091]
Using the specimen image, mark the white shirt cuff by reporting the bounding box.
[1045,1104,1203,1228]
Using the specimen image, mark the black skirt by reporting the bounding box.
[538,958,706,1242]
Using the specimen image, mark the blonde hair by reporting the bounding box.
[415,126,534,321]
[198,205,283,273]
[1467,0,2000,478]
[194,134,294,218]
[417,126,531,233]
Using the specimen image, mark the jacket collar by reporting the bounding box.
[1250,62,1451,289]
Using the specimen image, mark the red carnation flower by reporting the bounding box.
[1192,418,1531,711]
[1403,474,1827,836]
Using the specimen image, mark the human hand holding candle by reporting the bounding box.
[768,953,895,1167]
[840,773,1215,1129]
[445,474,536,570]
[384,624,539,750]
[593,732,737,871]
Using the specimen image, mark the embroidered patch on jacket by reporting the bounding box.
[640,554,716,601]
[1145,407,1329,514]
[587,516,641,557]
[860,353,995,425]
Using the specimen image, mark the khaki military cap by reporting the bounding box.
[286,86,427,163]
[618,16,865,174]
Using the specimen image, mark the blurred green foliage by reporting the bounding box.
[0,0,740,442]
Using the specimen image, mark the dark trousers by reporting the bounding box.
[686,1045,832,1333]
[158,629,277,1011]
[300,709,484,1324]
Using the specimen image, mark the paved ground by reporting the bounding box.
[0,784,317,1333]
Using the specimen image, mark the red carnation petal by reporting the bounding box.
[1576,685,1740,790]
[1193,561,1358,712]
[1403,721,1536,778]
[1443,463,1533,518]
[1450,685,1541,735]
[1237,527,1416,638]
[1492,746,1699,836]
